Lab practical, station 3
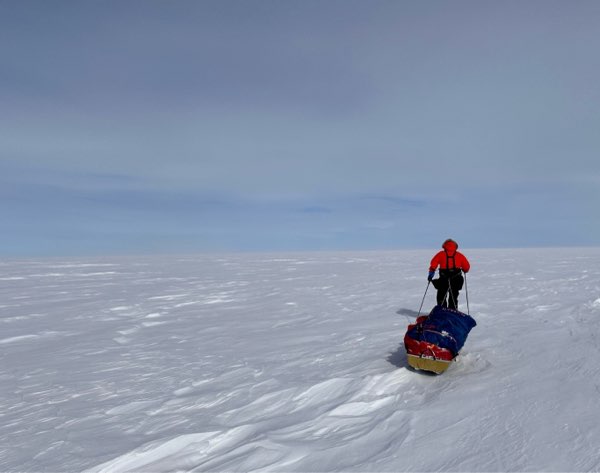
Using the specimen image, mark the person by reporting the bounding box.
[428,238,470,310]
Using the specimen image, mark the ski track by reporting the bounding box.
[1,250,600,471]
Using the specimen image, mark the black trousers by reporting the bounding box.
[432,273,464,310]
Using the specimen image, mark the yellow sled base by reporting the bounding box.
[407,354,453,374]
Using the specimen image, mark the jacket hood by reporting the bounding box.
[442,239,458,254]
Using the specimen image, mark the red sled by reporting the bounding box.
[404,315,456,374]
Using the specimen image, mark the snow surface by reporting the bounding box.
[2,248,600,472]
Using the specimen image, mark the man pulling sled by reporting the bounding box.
[404,239,477,374]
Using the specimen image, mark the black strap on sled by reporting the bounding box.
[465,272,470,315]
[445,278,457,309]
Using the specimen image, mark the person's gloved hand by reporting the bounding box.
[428,270,435,281]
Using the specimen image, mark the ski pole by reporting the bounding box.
[417,281,431,317]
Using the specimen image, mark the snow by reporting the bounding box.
[2,248,600,472]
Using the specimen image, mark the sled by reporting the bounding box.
[406,354,452,374]
[405,340,455,374]
[404,306,476,375]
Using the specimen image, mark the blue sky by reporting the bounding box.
[1,1,599,256]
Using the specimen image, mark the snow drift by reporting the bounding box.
[1,248,600,472]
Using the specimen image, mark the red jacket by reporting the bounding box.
[429,240,470,273]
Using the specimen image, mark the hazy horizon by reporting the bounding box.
[2,1,599,256]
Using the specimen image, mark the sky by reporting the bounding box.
[1,0,599,256]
